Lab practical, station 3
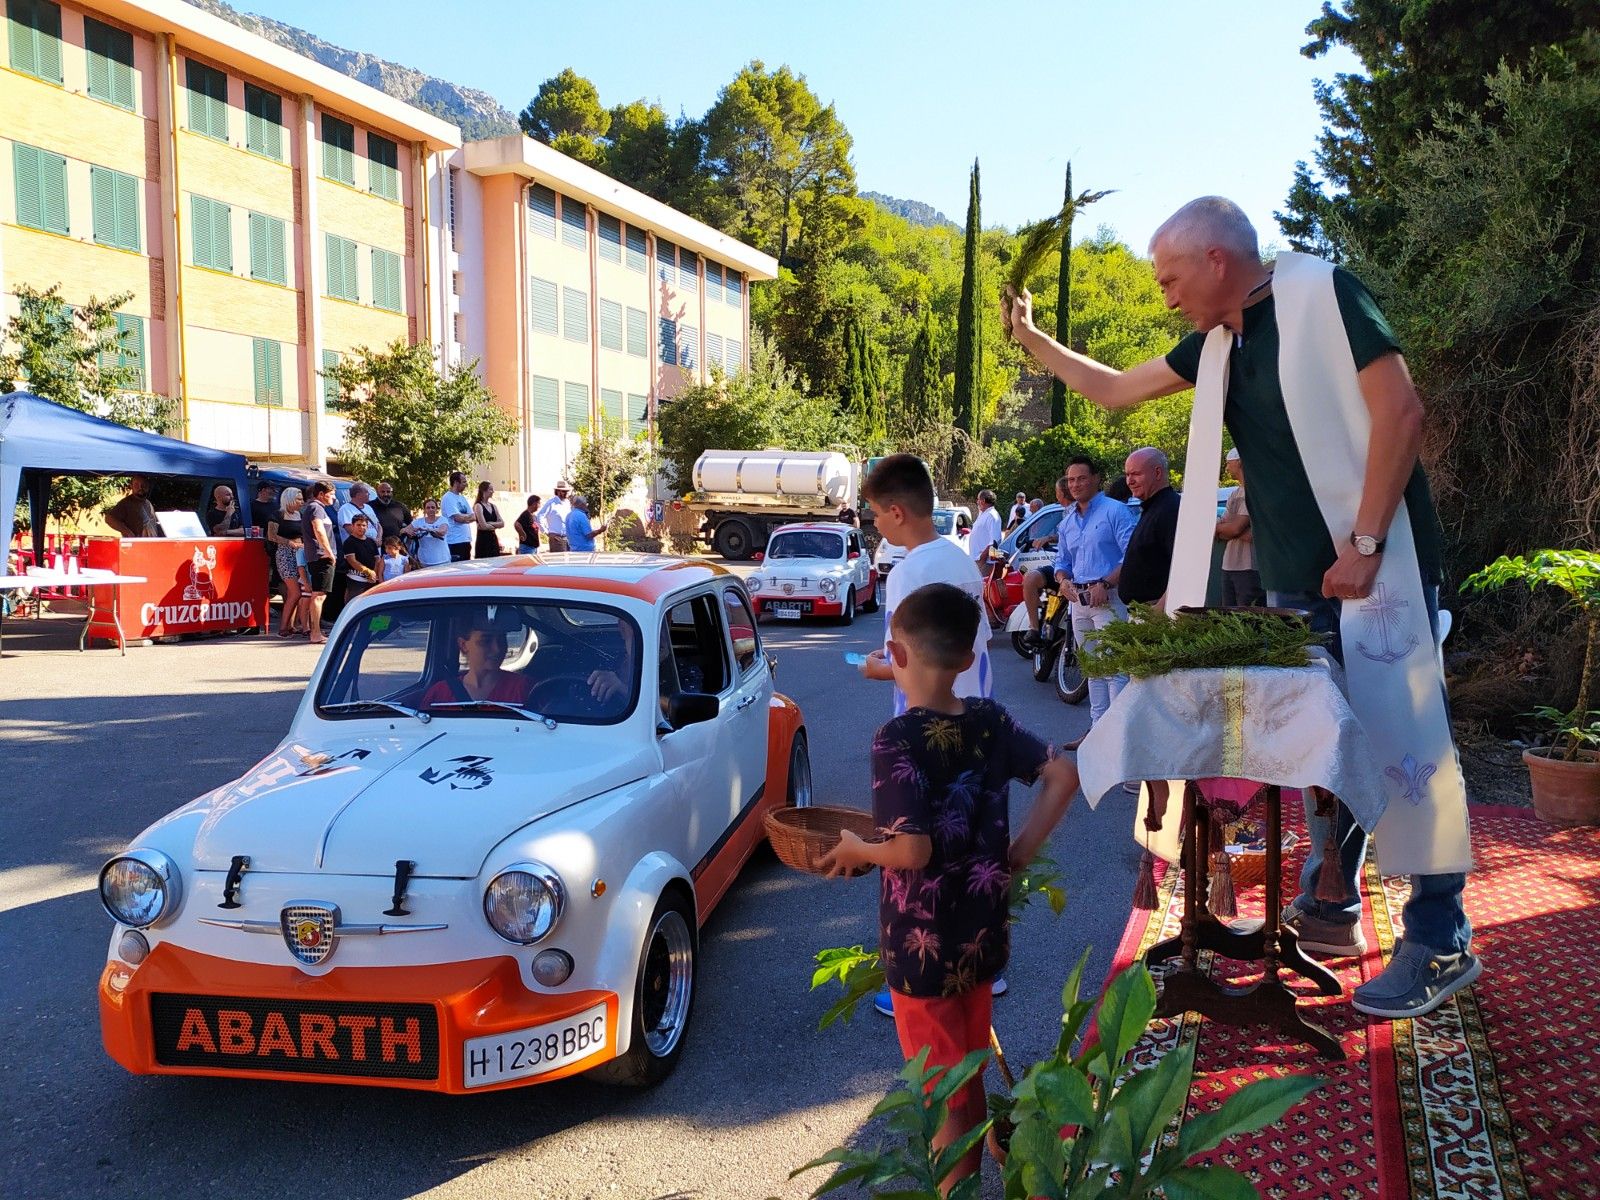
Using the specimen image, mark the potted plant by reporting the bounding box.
[1461,550,1600,826]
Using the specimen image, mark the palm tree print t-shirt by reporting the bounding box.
[872,698,1052,999]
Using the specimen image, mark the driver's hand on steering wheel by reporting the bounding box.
[588,669,625,702]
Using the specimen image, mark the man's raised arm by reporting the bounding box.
[1004,288,1189,411]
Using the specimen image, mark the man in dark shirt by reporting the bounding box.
[204,485,244,537]
[1117,447,1181,606]
[370,481,412,543]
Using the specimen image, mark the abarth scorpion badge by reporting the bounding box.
[281,902,339,966]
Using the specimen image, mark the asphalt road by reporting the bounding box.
[0,571,1136,1200]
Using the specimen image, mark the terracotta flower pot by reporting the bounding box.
[1522,747,1600,827]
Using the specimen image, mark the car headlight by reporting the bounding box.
[820,576,838,596]
[483,862,566,944]
[99,849,182,928]
[747,575,763,592]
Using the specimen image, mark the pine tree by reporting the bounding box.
[953,158,984,452]
[1050,162,1075,427]
[899,312,947,430]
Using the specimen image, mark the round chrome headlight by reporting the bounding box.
[483,862,565,944]
[820,576,838,596]
[747,575,763,592]
[99,849,182,928]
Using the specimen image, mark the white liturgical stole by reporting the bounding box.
[1165,252,1472,876]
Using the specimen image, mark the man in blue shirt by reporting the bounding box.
[1024,456,1136,741]
[565,494,608,552]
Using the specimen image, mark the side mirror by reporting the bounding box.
[848,550,860,560]
[753,550,765,562]
[663,691,719,731]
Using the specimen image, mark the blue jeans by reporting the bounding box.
[1267,586,1471,955]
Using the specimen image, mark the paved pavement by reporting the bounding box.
[0,572,1136,1200]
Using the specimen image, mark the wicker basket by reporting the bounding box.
[1226,847,1269,888]
[764,806,879,877]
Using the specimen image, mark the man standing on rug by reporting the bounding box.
[1002,195,1477,1021]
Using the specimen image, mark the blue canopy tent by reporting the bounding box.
[0,391,252,565]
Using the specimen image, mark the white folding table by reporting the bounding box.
[0,569,147,655]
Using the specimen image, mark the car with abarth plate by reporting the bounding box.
[743,522,877,624]
[97,554,812,1093]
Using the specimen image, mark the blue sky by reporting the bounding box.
[242,0,1358,252]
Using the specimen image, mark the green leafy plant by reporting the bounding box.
[1079,605,1328,679]
[1461,550,1600,760]
[1002,187,1116,294]
[793,949,1321,1199]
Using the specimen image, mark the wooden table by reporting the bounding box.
[0,570,147,656]
[1143,779,1345,1060]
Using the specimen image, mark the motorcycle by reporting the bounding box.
[1001,574,1089,704]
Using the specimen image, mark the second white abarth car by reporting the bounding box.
[97,554,810,1093]
[743,522,878,624]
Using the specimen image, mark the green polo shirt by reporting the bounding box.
[1165,268,1444,592]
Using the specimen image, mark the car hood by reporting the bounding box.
[763,558,851,574]
[188,729,651,877]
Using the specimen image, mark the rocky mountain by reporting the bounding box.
[183,0,520,141]
[861,191,957,230]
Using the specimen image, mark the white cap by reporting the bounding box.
[1225,447,1241,463]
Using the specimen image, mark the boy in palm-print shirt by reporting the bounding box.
[822,583,1079,1189]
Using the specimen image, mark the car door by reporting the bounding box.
[847,530,871,598]
[654,594,729,888]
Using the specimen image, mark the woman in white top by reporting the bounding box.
[409,498,452,568]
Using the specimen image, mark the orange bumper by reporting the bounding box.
[100,943,619,1094]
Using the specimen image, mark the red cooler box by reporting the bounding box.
[85,537,269,646]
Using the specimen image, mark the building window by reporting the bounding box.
[247,212,287,284]
[625,306,647,358]
[560,197,587,250]
[252,337,283,406]
[185,59,228,141]
[626,393,648,438]
[658,317,677,365]
[597,213,622,263]
[600,388,623,428]
[527,184,556,239]
[91,166,140,251]
[705,261,724,306]
[598,299,623,352]
[321,349,341,410]
[99,312,146,390]
[726,270,743,307]
[531,375,559,430]
[529,277,558,336]
[371,247,402,312]
[562,287,588,343]
[706,331,724,370]
[726,338,743,375]
[244,84,283,160]
[190,195,232,271]
[679,250,698,293]
[84,17,134,109]
[13,143,67,234]
[656,238,675,283]
[367,133,399,201]
[563,381,589,433]
[325,233,358,301]
[8,0,62,83]
[448,167,460,239]
[680,327,698,370]
[625,224,646,272]
[321,114,356,185]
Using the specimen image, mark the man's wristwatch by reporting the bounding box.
[1351,531,1387,557]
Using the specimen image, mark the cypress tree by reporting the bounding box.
[953,158,984,453]
[1050,162,1075,427]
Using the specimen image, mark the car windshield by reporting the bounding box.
[767,531,843,560]
[933,511,958,535]
[315,598,641,724]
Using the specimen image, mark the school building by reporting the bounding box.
[1,0,777,494]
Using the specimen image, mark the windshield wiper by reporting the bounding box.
[321,700,431,723]
[427,700,557,729]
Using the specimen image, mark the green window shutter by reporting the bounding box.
[625,306,646,358]
[192,197,230,270]
[244,84,283,159]
[322,349,341,410]
[563,382,589,433]
[249,213,285,284]
[342,239,358,300]
[321,115,355,184]
[253,338,282,406]
[598,298,622,351]
[372,248,401,311]
[326,234,358,300]
[186,60,227,140]
[189,195,211,266]
[325,234,342,297]
[367,133,399,201]
[9,0,62,83]
[600,388,623,427]
[529,277,557,335]
[91,166,116,246]
[624,224,646,272]
[115,170,139,251]
[12,143,41,230]
[85,17,133,109]
[626,393,648,438]
[109,313,146,390]
[530,375,559,430]
[562,287,588,343]
[39,147,67,234]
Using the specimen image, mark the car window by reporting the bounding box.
[767,531,843,560]
[932,511,956,535]
[664,595,728,696]
[316,599,640,724]
[721,587,761,675]
[1026,510,1063,542]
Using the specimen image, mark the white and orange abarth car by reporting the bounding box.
[97,555,810,1093]
[744,522,878,623]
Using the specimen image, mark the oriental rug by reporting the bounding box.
[1108,804,1600,1199]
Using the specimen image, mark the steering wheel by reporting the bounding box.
[527,673,601,711]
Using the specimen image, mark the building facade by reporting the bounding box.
[2,0,776,494]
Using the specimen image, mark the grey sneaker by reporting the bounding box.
[1281,900,1367,957]
[1352,941,1482,1020]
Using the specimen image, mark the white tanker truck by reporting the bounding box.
[687,449,860,560]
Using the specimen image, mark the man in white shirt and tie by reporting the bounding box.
[539,481,573,552]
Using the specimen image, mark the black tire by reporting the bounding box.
[1055,641,1089,704]
[836,588,855,625]
[786,732,813,808]
[713,520,754,561]
[1032,639,1058,682]
[590,892,697,1088]
[860,578,879,614]
[1010,630,1033,658]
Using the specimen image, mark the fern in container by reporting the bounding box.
[1461,549,1600,825]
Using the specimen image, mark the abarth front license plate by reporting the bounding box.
[462,1003,608,1087]
[770,601,807,618]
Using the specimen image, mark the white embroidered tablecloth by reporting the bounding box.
[1076,664,1390,863]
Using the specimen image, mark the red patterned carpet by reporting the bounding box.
[1109,804,1600,1199]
